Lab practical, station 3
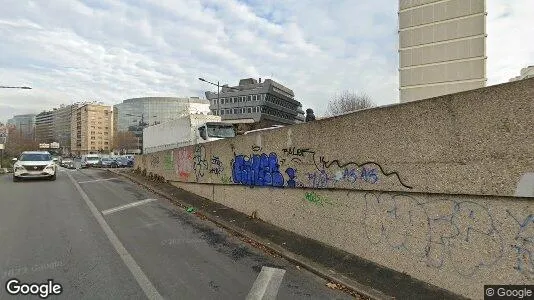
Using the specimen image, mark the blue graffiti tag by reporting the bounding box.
[232,153,285,187]
[286,168,297,188]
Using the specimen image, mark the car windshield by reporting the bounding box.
[87,157,100,161]
[19,154,52,161]
[102,158,111,162]
[207,125,235,138]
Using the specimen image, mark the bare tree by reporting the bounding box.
[326,91,375,117]
[113,131,138,152]
[5,126,39,158]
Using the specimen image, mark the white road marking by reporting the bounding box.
[246,266,286,300]
[78,177,119,184]
[66,172,163,300]
[102,199,158,215]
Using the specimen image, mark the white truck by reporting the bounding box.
[142,114,236,154]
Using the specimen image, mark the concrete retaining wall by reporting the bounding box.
[135,78,534,299]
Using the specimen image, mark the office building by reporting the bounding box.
[70,104,113,155]
[509,65,534,82]
[35,110,54,143]
[113,97,210,153]
[399,0,487,103]
[204,78,305,125]
[7,114,36,140]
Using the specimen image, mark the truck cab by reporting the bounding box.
[197,122,236,142]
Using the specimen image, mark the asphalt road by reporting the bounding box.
[0,167,353,300]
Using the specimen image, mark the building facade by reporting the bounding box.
[113,97,210,153]
[7,114,36,140]
[52,103,87,155]
[35,110,54,143]
[70,104,113,155]
[204,78,305,125]
[399,0,487,103]
[509,65,534,82]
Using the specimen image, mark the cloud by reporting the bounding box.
[0,0,533,123]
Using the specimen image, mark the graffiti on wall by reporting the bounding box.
[193,144,208,181]
[163,152,173,171]
[174,148,192,179]
[362,192,504,277]
[232,152,286,187]
[304,192,332,206]
[150,155,160,168]
[209,156,224,175]
[220,175,232,184]
[230,145,411,190]
[507,210,534,278]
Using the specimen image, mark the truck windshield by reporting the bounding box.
[207,125,235,138]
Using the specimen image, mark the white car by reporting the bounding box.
[12,151,58,182]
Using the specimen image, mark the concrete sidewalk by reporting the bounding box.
[109,169,465,300]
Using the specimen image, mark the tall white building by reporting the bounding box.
[399,0,487,103]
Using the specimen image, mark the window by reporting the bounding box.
[104,132,108,135]
[220,110,225,116]
[91,141,95,145]
[226,109,231,114]
[91,147,95,150]
[104,142,109,145]
[248,95,252,101]
[214,99,218,105]
[234,108,239,114]
[91,131,95,134]
[91,137,95,140]
[247,107,252,113]
[105,127,108,129]
[232,97,237,103]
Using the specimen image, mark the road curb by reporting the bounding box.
[108,169,393,300]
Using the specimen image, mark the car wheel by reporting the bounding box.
[13,175,20,182]
[49,173,57,181]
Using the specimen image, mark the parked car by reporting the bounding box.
[100,157,118,168]
[114,157,130,168]
[61,158,75,169]
[12,151,58,182]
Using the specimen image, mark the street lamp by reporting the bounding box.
[124,113,157,154]
[198,77,241,116]
[0,86,32,89]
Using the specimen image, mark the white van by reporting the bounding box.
[81,154,101,168]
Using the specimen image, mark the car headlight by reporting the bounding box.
[45,164,55,170]
[14,165,24,171]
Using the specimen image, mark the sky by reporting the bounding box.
[0,0,533,123]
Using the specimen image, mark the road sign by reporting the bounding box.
[0,144,4,150]
[39,143,50,149]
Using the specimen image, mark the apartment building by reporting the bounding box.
[52,103,87,155]
[35,110,54,143]
[399,0,487,102]
[70,103,113,155]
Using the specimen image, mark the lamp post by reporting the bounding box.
[198,77,242,116]
[125,113,157,154]
[0,86,32,89]
[199,78,220,115]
